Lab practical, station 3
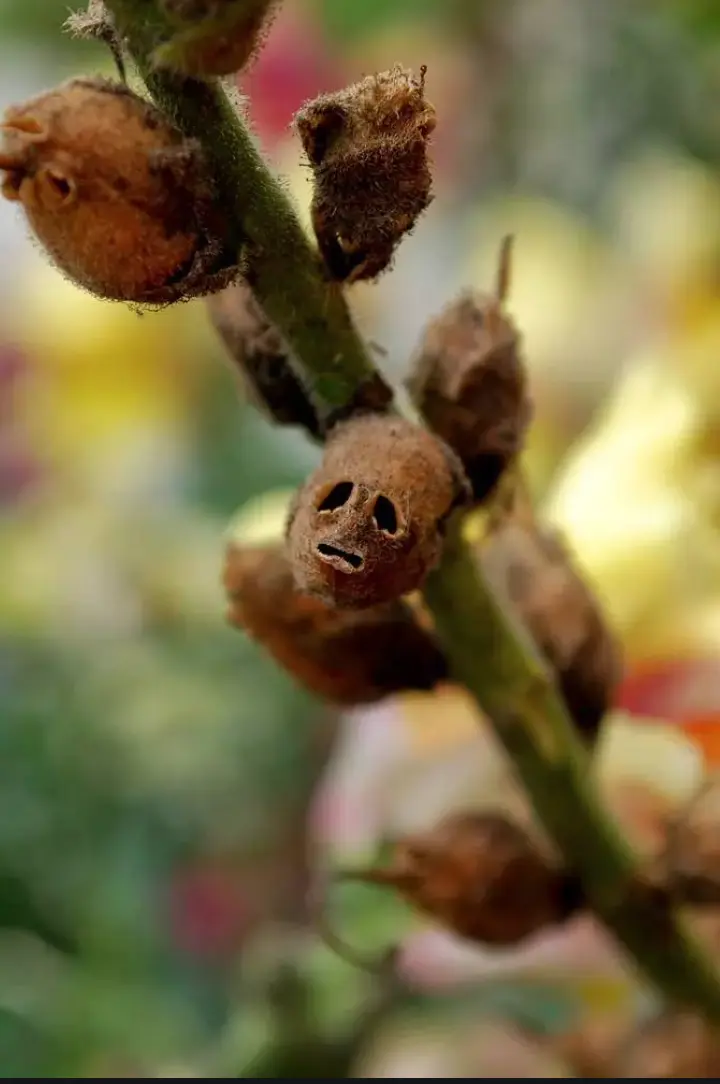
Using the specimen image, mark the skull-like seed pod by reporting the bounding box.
[223,541,448,704]
[295,65,436,284]
[287,413,470,609]
[345,812,582,946]
[479,518,622,744]
[406,237,532,503]
[0,78,237,304]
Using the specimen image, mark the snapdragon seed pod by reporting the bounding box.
[287,413,470,610]
[407,237,532,503]
[208,282,322,439]
[295,65,436,284]
[156,0,279,77]
[479,518,622,744]
[223,541,448,703]
[344,812,581,945]
[0,78,238,304]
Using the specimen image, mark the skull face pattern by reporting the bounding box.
[287,414,469,609]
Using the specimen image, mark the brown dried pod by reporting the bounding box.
[479,518,622,744]
[223,541,448,703]
[344,812,581,946]
[662,776,720,905]
[406,237,532,503]
[208,282,322,439]
[295,65,436,284]
[616,1011,720,1078]
[0,78,238,304]
[286,413,470,610]
[156,0,279,77]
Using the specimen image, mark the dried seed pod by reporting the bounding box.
[617,1012,720,1078]
[208,282,322,439]
[407,237,532,503]
[295,65,436,284]
[0,78,238,304]
[223,541,448,703]
[345,812,581,945]
[662,776,720,905]
[479,519,622,744]
[287,413,470,609]
[156,0,279,77]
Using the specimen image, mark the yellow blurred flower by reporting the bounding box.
[544,351,720,660]
[12,254,211,499]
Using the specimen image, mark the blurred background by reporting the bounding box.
[2,0,720,1075]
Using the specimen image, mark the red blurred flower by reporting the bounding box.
[617,657,720,764]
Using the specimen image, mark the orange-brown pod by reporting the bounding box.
[223,541,448,704]
[295,65,436,284]
[0,78,237,304]
[479,518,622,745]
[407,237,532,503]
[286,413,470,610]
[346,812,581,946]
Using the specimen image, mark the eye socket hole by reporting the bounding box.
[317,481,354,512]
[307,105,346,165]
[372,495,398,534]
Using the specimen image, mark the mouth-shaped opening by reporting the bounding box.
[317,543,363,571]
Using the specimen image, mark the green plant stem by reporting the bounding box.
[424,522,720,1016]
[107,0,388,429]
[105,0,720,1018]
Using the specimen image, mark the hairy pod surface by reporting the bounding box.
[223,542,448,703]
[295,65,436,284]
[0,78,237,304]
[287,413,469,609]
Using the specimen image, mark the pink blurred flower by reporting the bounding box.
[397,914,631,992]
[238,7,344,149]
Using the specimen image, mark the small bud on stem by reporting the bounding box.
[208,281,322,439]
[342,811,582,946]
[155,0,280,77]
[407,236,532,503]
[479,516,622,744]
